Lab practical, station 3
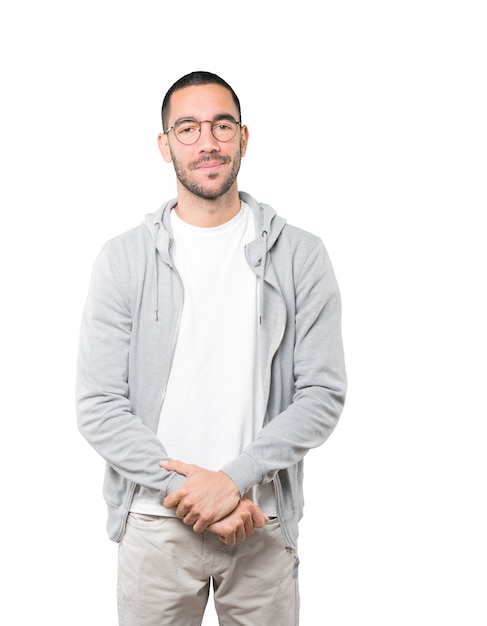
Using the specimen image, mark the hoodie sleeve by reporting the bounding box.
[76,241,185,497]
[221,239,347,495]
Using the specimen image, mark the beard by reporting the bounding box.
[171,151,242,200]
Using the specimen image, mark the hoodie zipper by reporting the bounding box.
[117,236,185,542]
[154,240,185,436]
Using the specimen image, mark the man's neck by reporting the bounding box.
[174,185,241,228]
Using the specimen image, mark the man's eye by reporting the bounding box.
[178,125,198,135]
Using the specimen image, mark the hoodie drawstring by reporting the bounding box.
[259,230,268,325]
[154,222,161,321]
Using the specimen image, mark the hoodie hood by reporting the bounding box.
[143,192,287,322]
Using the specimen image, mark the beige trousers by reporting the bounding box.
[118,513,300,626]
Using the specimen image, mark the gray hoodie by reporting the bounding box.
[76,191,347,557]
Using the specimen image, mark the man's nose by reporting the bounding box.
[197,121,220,151]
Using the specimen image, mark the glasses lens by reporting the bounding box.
[174,122,200,144]
[212,121,238,142]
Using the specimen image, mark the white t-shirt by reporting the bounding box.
[131,202,276,516]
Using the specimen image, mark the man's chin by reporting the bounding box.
[180,178,235,201]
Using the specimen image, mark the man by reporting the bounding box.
[77,70,347,625]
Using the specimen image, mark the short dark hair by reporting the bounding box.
[161,71,241,132]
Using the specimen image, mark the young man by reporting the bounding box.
[77,71,347,625]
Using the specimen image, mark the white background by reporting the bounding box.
[7,1,487,624]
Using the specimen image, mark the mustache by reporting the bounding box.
[189,155,231,170]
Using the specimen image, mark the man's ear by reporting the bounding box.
[240,125,249,157]
[158,133,172,163]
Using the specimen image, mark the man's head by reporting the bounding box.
[158,71,248,202]
[161,71,241,133]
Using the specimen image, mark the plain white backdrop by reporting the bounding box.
[7,1,487,624]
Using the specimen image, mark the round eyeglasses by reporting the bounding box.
[164,119,241,145]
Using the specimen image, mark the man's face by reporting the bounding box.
[158,84,248,200]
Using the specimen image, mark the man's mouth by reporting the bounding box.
[191,156,230,170]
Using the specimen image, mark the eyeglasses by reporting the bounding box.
[164,118,241,145]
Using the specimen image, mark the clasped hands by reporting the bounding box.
[159,460,268,545]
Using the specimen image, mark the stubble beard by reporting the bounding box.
[171,151,242,200]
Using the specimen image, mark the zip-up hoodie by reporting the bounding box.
[76,191,347,555]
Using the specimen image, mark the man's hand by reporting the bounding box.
[207,498,269,546]
[159,460,240,532]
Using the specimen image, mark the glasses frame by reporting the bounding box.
[164,118,242,145]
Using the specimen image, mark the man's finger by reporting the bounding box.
[159,459,192,476]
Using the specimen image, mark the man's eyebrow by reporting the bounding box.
[173,117,197,125]
[213,113,239,122]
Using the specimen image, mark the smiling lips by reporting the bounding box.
[190,155,231,171]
